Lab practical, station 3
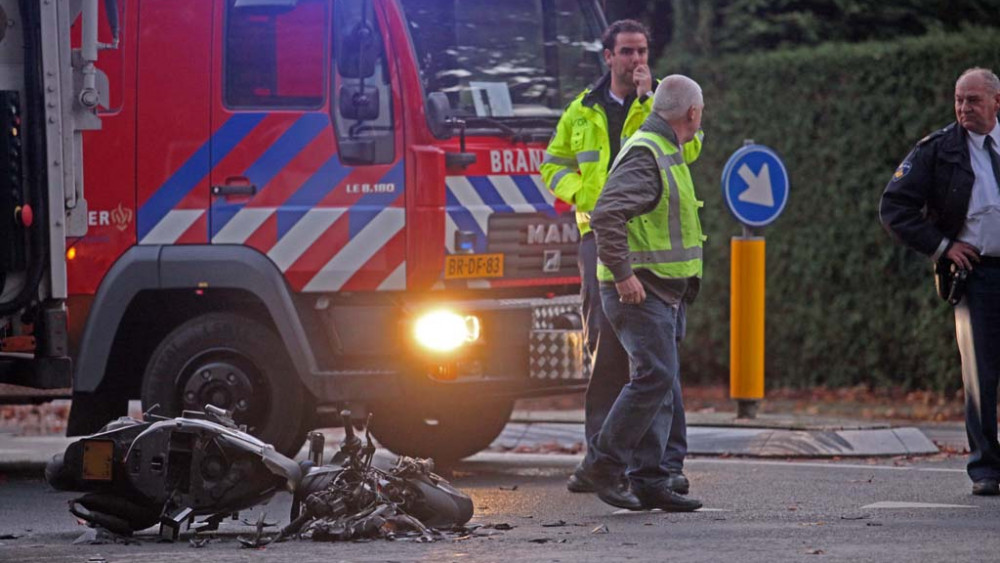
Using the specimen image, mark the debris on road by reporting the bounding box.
[591,524,609,534]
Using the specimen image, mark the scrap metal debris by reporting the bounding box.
[270,411,472,545]
[237,513,274,548]
[591,524,609,534]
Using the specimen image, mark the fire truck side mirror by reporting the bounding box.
[426,93,453,139]
[338,24,378,79]
[339,85,379,121]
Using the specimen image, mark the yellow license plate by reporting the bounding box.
[445,253,504,279]
[82,440,114,481]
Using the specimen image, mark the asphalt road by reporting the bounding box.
[1,448,997,562]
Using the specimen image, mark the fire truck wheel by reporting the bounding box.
[140,312,308,457]
[368,398,514,462]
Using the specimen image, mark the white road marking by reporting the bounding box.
[688,458,966,474]
[861,501,975,509]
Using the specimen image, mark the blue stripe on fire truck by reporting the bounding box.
[211,113,330,239]
[276,155,352,238]
[138,113,265,242]
[348,162,405,239]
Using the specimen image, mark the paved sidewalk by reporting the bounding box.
[0,409,957,477]
[502,409,943,457]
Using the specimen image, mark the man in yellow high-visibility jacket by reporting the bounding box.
[541,20,701,496]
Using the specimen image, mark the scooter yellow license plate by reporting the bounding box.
[82,440,114,481]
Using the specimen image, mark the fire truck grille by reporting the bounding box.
[486,213,579,280]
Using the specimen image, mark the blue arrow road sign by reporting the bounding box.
[721,144,789,228]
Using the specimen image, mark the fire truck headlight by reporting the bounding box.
[413,310,480,353]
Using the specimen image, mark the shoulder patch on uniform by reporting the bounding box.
[916,125,949,147]
[892,161,912,182]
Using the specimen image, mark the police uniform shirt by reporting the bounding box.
[956,122,1000,257]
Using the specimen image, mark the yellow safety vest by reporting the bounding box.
[596,129,706,281]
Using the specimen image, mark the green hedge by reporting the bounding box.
[654,31,1000,391]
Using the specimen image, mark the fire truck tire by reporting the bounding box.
[140,312,308,457]
[369,398,514,462]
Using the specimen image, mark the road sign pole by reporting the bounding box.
[730,235,765,418]
[721,141,788,420]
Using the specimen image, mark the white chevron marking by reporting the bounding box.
[445,176,491,234]
[377,261,407,291]
[212,208,275,244]
[267,208,347,272]
[304,209,404,292]
[140,210,203,245]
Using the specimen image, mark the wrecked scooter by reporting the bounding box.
[45,406,473,542]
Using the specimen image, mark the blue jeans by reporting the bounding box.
[578,235,686,475]
[955,263,1000,481]
[584,284,687,492]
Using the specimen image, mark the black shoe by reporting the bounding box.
[666,472,690,495]
[594,478,642,510]
[636,486,703,512]
[972,479,999,496]
[566,469,596,493]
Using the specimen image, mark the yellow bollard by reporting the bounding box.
[730,237,765,417]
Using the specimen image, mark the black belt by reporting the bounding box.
[978,255,1000,268]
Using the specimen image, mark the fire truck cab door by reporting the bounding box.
[209,0,406,293]
[136,0,214,245]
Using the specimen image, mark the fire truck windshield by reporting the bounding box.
[399,0,605,125]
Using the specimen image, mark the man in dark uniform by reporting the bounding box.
[880,67,1000,496]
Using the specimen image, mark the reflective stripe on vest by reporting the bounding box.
[543,152,578,168]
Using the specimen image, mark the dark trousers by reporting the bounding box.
[584,286,687,492]
[955,263,1000,481]
[577,234,686,475]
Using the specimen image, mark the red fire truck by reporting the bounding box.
[0,0,606,460]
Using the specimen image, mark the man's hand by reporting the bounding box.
[633,64,652,99]
[615,275,646,305]
[945,241,980,270]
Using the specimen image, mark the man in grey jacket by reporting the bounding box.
[582,75,706,512]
